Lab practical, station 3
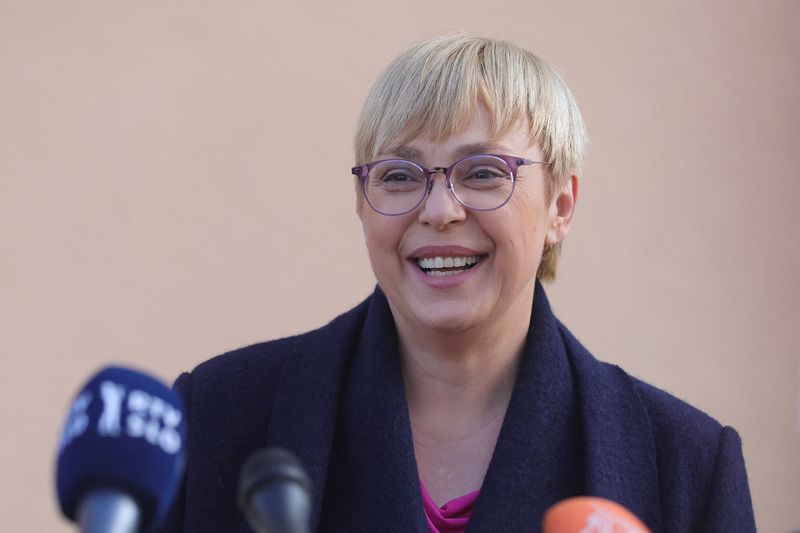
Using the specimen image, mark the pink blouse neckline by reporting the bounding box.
[420,480,480,533]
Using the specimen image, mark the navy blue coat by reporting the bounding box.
[159,283,755,532]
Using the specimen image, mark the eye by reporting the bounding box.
[368,161,425,192]
[463,166,507,180]
[381,170,422,183]
[457,164,510,189]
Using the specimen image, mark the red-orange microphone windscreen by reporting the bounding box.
[542,496,651,533]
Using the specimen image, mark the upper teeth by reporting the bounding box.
[416,255,481,269]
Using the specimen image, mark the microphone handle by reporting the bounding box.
[77,488,141,533]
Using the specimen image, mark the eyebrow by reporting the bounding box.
[385,142,509,163]
[385,145,423,160]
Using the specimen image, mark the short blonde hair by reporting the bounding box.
[354,34,588,281]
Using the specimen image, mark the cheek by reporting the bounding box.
[362,216,404,260]
[493,194,551,264]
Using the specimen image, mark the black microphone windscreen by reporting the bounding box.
[238,448,312,533]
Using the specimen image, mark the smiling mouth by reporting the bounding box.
[414,255,486,277]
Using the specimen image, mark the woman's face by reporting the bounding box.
[357,105,577,336]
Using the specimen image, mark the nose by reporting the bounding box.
[416,172,466,229]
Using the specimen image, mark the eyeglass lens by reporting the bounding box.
[364,155,514,215]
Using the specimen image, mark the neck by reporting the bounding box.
[393,290,534,440]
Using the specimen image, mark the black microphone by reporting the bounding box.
[55,366,186,533]
[238,448,312,533]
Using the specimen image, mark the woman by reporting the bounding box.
[161,35,755,532]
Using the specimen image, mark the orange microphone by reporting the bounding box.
[542,496,651,533]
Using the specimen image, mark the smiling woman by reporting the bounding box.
[356,104,571,339]
[158,35,756,532]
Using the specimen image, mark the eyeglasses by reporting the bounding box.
[351,154,542,216]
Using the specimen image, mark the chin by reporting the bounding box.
[412,302,486,334]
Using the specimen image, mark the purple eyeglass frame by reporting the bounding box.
[351,153,542,216]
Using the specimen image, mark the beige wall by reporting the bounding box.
[2,0,797,530]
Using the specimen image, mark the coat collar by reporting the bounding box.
[265,283,663,532]
[262,297,368,531]
[562,322,663,530]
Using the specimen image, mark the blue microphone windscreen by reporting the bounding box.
[56,366,186,529]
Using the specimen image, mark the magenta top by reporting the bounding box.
[420,480,480,533]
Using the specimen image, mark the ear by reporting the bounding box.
[545,174,579,245]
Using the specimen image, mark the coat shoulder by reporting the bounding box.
[160,295,373,532]
[174,293,373,460]
[629,377,722,446]
[555,320,753,530]
[556,319,725,451]
[185,294,372,394]
[629,375,754,530]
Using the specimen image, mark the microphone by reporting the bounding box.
[238,448,313,533]
[55,366,186,533]
[542,496,651,533]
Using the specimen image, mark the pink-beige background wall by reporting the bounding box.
[2,0,797,530]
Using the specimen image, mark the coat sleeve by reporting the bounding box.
[699,426,756,532]
[153,371,192,533]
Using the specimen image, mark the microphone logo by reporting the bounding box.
[98,380,125,436]
[126,387,183,454]
[580,501,644,532]
[58,378,183,455]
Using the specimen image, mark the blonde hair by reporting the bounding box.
[354,34,588,281]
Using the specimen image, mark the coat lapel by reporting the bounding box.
[470,283,663,532]
[317,287,428,531]
[264,288,427,532]
[563,323,663,531]
[264,298,369,532]
[467,282,585,532]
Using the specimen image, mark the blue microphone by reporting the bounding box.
[55,366,186,533]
